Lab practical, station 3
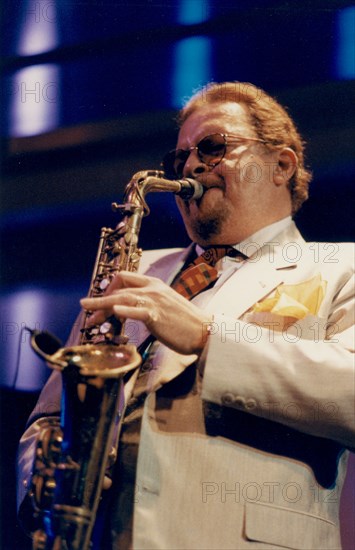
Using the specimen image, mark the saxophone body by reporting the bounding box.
[27,171,203,550]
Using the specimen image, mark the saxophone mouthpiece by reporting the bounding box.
[176,178,204,200]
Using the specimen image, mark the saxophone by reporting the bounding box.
[28,170,203,550]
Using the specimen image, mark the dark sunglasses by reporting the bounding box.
[162,133,267,179]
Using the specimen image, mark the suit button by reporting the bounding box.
[234,396,246,408]
[221,392,235,405]
[245,398,257,410]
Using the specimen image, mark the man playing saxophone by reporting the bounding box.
[18,82,354,549]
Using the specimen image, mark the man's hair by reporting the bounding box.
[177,82,312,213]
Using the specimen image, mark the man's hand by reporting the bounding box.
[80,271,212,356]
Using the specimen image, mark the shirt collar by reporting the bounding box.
[195,216,292,259]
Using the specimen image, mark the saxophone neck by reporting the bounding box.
[115,170,203,214]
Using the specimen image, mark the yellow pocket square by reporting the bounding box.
[253,273,327,320]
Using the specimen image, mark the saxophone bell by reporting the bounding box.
[30,328,140,376]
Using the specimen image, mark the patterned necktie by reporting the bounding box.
[172,246,243,300]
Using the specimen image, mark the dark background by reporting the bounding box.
[1,1,354,548]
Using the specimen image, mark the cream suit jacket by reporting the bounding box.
[18,223,354,549]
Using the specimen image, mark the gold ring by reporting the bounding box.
[136,298,146,308]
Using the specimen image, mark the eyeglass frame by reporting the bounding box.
[162,132,268,178]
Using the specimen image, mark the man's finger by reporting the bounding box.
[109,271,150,290]
[80,292,137,311]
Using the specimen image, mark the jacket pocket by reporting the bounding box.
[244,501,340,549]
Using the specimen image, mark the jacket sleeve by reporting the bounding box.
[16,313,84,512]
[17,372,62,513]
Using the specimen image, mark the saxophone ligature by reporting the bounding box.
[26,170,203,550]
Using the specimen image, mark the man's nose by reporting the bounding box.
[183,149,209,178]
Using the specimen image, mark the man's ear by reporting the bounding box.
[273,148,298,186]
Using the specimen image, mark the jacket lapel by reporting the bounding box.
[204,257,285,319]
[132,246,194,347]
[144,245,194,284]
[199,222,306,319]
